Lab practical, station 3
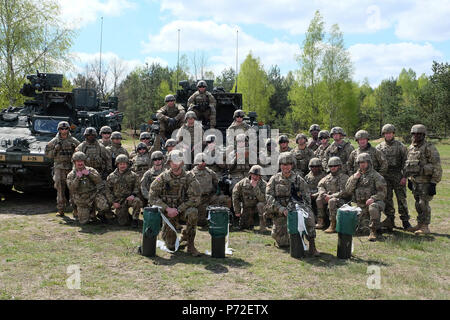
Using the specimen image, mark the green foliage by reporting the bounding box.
[215,67,236,92]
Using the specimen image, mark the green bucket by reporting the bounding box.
[207,206,229,238]
[336,207,359,236]
[287,211,307,235]
[143,206,162,237]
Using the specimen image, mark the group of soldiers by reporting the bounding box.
[44,80,442,258]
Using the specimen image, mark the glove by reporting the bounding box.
[428,183,436,196]
[407,179,413,191]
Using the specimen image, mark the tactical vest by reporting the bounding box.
[160,173,187,207]
[354,171,377,205]
[79,142,103,172]
[133,154,151,175]
[405,142,434,177]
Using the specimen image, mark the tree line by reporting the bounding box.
[1,3,449,140]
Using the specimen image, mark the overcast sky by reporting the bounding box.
[60,0,450,87]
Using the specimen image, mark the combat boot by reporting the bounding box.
[131,219,139,229]
[407,223,421,233]
[368,228,378,242]
[324,217,336,233]
[308,238,320,257]
[380,216,395,232]
[402,220,412,230]
[180,229,188,244]
[56,210,64,217]
[187,234,201,257]
[315,218,325,229]
[414,224,430,235]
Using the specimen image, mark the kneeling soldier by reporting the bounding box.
[345,153,387,241]
[149,150,202,256]
[304,158,326,219]
[232,165,267,231]
[66,152,110,225]
[266,152,319,256]
[106,155,143,228]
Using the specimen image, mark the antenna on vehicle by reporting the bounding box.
[177,29,180,88]
[99,16,103,98]
[235,29,238,93]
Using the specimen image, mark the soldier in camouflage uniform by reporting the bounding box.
[129,131,161,159]
[106,155,143,228]
[227,133,252,193]
[156,94,186,139]
[191,153,229,227]
[259,138,278,182]
[226,110,251,143]
[315,157,350,232]
[291,133,315,177]
[176,111,204,168]
[266,152,319,256]
[404,124,442,235]
[203,135,227,176]
[278,135,292,153]
[304,158,326,220]
[131,143,152,179]
[163,139,177,169]
[187,80,217,129]
[375,124,411,231]
[149,150,202,256]
[106,131,129,169]
[66,152,110,225]
[99,126,112,147]
[323,127,354,174]
[75,127,112,179]
[45,121,80,216]
[347,130,388,176]
[314,130,330,168]
[232,165,268,231]
[307,124,321,151]
[345,153,387,241]
[140,151,165,205]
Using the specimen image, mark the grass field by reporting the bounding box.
[0,137,449,300]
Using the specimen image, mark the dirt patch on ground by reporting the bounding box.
[0,191,56,215]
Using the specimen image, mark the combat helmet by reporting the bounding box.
[278,135,289,144]
[233,109,245,119]
[197,80,207,88]
[136,142,148,151]
[57,121,70,130]
[381,124,395,134]
[111,131,122,140]
[295,133,308,144]
[194,152,207,164]
[308,157,322,168]
[249,165,262,175]
[278,152,295,165]
[355,130,369,141]
[84,127,97,136]
[166,150,184,164]
[185,111,197,120]
[115,154,129,165]
[139,132,151,140]
[165,139,177,148]
[328,156,342,167]
[318,130,330,139]
[165,94,176,102]
[100,126,112,134]
[410,124,426,135]
[72,151,87,162]
[356,153,372,163]
[330,127,344,137]
[309,124,320,132]
[151,151,164,161]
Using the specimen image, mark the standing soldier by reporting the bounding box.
[404,124,442,235]
[226,110,251,143]
[156,94,186,139]
[232,165,267,231]
[345,153,387,241]
[314,130,330,167]
[347,130,388,176]
[106,131,129,168]
[176,111,204,167]
[228,133,252,193]
[315,157,350,232]
[323,127,354,174]
[106,155,143,228]
[66,152,110,225]
[149,150,202,256]
[376,124,411,231]
[204,135,227,176]
[259,138,278,182]
[140,151,165,205]
[45,121,80,216]
[187,80,217,129]
[304,158,326,220]
[75,127,112,179]
[99,126,113,147]
[278,135,292,153]
[191,153,229,227]
[291,133,315,177]
[130,131,161,159]
[265,152,319,256]
[307,124,321,151]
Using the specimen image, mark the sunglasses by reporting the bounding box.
[59,128,69,131]
[236,115,243,118]
[102,133,111,135]
[198,86,206,88]
[142,138,150,140]
[153,158,163,161]
[329,165,340,168]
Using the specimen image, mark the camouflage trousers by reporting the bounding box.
[190,106,216,128]
[270,210,316,248]
[71,192,110,225]
[114,197,143,226]
[316,196,347,219]
[198,194,230,226]
[161,207,198,249]
[159,118,183,138]
[384,175,409,221]
[53,168,71,211]
[411,182,434,225]
[356,200,385,235]
[238,202,265,229]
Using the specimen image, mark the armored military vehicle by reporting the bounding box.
[0,71,123,193]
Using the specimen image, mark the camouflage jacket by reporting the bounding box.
[140,166,164,200]
[227,150,252,179]
[304,171,327,195]
[75,140,112,175]
[279,146,292,153]
[204,147,227,175]
[318,171,350,200]
[405,139,442,184]
[156,103,186,122]
[190,166,218,196]
[347,144,388,176]
[106,168,140,204]
[376,139,407,177]
[266,172,311,216]
[175,121,204,148]
[226,121,251,143]
[258,150,279,180]
[345,167,387,207]
[45,133,80,170]
[323,141,354,174]
[307,137,320,151]
[67,166,103,197]
[129,134,162,159]
[314,143,330,167]
[232,177,266,213]
[131,153,152,177]
[187,91,217,109]
[291,145,315,176]
[99,139,112,148]
[148,168,200,214]
[106,143,129,160]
